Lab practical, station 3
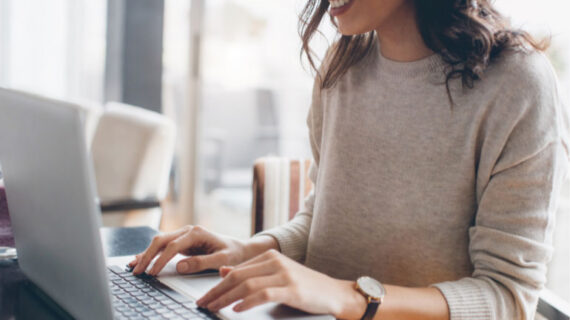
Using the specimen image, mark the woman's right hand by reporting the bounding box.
[129,225,278,277]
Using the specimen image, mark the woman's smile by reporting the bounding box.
[329,0,355,17]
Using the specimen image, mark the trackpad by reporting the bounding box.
[159,275,332,320]
[157,255,333,319]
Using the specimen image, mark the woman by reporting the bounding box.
[130,0,568,319]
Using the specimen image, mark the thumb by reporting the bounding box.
[176,251,228,274]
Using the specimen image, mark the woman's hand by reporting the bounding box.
[129,225,277,276]
[196,249,367,319]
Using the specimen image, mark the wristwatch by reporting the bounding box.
[355,276,386,320]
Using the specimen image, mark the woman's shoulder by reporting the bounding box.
[482,47,568,154]
[486,47,559,95]
[478,47,563,132]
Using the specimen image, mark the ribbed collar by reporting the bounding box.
[372,40,446,80]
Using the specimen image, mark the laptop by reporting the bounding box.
[0,88,333,320]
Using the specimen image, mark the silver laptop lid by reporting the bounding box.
[0,88,113,320]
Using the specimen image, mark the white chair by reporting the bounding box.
[91,102,176,229]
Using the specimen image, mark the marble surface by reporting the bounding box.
[0,186,14,247]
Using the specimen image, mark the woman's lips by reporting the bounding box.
[329,0,354,17]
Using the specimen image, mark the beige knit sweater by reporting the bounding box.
[258,41,569,320]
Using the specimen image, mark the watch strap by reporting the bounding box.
[361,299,380,320]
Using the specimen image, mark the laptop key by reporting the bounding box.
[161,299,177,306]
[116,305,130,312]
[174,308,189,315]
[122,310,138,317]
[130,290,146,297]
[182,302,198,309]
[167,304,186,311]
[144,301,163,308]
[155,307,170,314]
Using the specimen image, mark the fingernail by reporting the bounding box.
[197,296,207,307]
[233,304,242,312]
[183,260,197,272]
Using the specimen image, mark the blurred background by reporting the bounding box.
[0,0,568,303]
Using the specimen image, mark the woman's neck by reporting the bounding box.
[375,2,433,62]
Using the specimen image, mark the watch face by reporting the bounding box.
[357,276,385,299]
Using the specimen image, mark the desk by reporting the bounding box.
[0,226,158,320]
[1,228,568,320]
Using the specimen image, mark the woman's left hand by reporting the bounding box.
[196,249,366,319]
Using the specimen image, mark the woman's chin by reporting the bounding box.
[337,22,373,36]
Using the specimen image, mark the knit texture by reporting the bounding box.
[258,41,568,320]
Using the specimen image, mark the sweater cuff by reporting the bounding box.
[432,278,494,320]
[254,227,306,262]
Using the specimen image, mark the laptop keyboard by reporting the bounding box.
[107,265,220,320]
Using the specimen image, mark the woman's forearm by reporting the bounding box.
[336,281,449,320]
[377,285,449,320]
[242,235,280,260]
[227,235,450,320]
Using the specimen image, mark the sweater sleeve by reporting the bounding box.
[254,76,324,262]
[433,52,569,320]
[432,142,567,319]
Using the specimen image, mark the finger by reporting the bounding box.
[206,275,284,312]
[176,251,228,274]
[232,249,280,270]
[197,260,276,307]
[233,287,288,312]
[148,235,188,276]
[133,227,189,275]
[128,254,142,268]
[220,266,234,277]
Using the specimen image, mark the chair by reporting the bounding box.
[251,157,312,235]
[250,157,570,320]
[92,102,176,228]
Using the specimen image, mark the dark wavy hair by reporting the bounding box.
[299,0,548,103]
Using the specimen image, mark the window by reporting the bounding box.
[162,0,334,239]
[0,0,106,102]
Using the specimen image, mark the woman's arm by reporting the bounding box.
[326,280,451,320]
[368,285,449,320]
[196,249,450,320]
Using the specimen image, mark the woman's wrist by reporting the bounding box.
[242,235,280,261]
[333,279,368,320]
